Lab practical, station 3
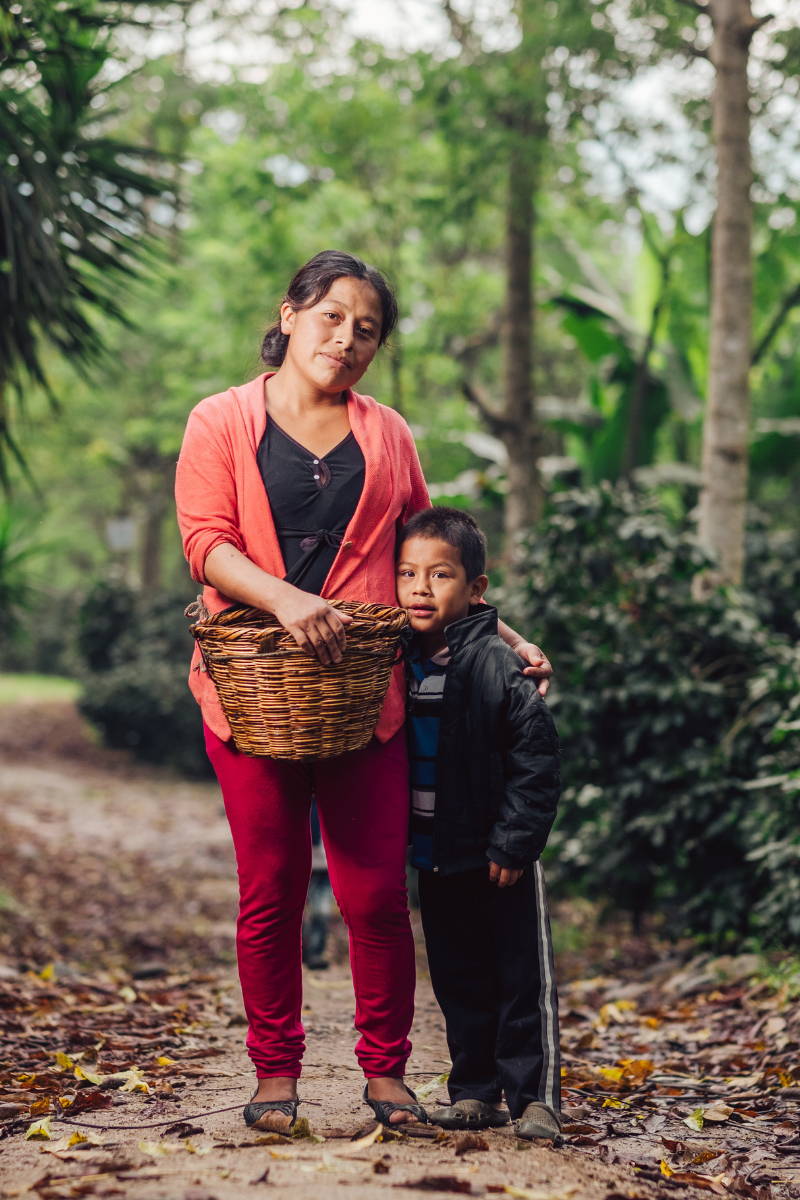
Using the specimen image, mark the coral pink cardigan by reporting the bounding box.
[175,372,430,743]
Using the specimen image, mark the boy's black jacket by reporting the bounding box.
[406,603,560,875]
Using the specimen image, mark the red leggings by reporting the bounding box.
[204,725,415,1079]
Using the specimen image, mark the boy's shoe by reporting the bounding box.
[515,1102,562,1142]
[427,1099,509,1130]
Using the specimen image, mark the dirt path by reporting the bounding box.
[1,700,798,1200]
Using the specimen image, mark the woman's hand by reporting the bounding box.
[496,619,553,696]
[513,642,553,697]
[203,545,353,666]
[271,586,353,665]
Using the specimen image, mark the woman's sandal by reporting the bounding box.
[362,1082,428,1127]
[243,1096,300,1132]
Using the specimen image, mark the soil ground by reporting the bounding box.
[0,697,798,1200]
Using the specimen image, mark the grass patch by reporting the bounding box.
[0,673,80,705]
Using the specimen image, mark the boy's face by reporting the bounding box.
[396,535,488,649]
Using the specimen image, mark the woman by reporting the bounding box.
[175,250,552,1132]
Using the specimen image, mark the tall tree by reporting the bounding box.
[0,0,165,485]
[436,0,623,559]
[696,0,768,590]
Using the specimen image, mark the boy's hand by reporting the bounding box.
[488,861,523,888]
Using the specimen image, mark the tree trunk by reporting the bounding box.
[501,134,542,556]
[140,494,168,592]
[497,0,546,562]
[442,0,545,563]
[697,0,757,591]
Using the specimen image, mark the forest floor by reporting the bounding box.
[0,695,798,1200]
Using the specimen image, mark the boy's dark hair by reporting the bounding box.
[398,507,487,580]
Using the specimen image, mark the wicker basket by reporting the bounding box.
[188,599,409,760]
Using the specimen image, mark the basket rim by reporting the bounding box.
[189,598,408,639]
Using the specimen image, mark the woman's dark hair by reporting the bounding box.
[260,250,399,367]
[398,506,487,582]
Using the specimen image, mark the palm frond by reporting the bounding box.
[0,0,170,485]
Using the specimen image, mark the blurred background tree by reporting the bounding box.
[0,0,168,483]
[1,0,798,944]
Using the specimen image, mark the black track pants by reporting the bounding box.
[418,862,560,1119]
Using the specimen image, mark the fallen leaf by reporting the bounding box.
[118,1068,150,1094]
[663,1170,730,1195]
[25,1117,52,1140]
[689,1150,726,1166]
[453,1132,489,1156]
[683,1107,704,1131]
[74,1066,104,1086]
[54,1052,75,1070]
[499,1188,580,1200]
[396,1176,472,1194]
[344,1125,383,1151]
[702,1100,734,1122]
[618,1058,654,1084]
[596,1001,637,1027]
[416,1071,450,1101]
[48,1131,102,1151]
[290,1115,323,1141]
[138,1139,185,1156]
[62,1089,112,1114]
[596,1067,625,1083]
[162,1122,204,1139]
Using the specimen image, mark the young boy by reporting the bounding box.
[396,507,561,1140]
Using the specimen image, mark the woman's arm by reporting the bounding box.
[175,405,350,666]
[204,543,352,666]
[497,619,553,697]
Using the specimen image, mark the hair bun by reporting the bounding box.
[261,324,289,367]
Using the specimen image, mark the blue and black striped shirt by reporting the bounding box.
[407,648,449,870]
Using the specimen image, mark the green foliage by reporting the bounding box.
[509,485,800,947]
[0,506,49,645]
[76,580,210,777]
[745,521,800,643]
[0,0,166,481]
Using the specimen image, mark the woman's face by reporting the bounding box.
[280,276,384,394]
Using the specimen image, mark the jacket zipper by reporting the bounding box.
[430,655,457,873]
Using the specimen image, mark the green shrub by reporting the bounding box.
[745,519,800,642]
[77,582,210,777]
[508,484,800,947]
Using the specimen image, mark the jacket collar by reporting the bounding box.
[443,603,499,654]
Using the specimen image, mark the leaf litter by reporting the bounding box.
[2,701,800,1199]
[556,942,800,1198]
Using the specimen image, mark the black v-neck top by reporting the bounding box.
[257,417,366,594]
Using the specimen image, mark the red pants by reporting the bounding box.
[204,725,415,1079]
